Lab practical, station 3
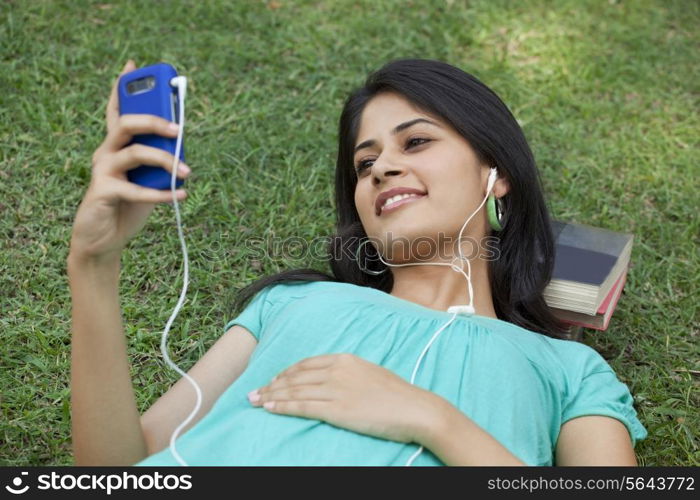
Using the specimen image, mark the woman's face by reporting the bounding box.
[353,92,497,262]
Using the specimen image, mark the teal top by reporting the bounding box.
[135,280,647,466]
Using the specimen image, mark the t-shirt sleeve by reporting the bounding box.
[223,284,284,341]
[561,345,648,447]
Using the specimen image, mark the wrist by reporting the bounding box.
[67,250,121,276]
[411,389,453,447]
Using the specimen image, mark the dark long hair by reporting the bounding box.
[230,58,569,339]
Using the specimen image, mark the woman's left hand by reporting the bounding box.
[247,353,441,444]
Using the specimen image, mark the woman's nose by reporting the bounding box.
[371,153,406,182]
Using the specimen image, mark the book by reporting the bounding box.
[550,265,628,331]
[543,220,633,315]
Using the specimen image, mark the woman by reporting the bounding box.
[68,58,647,466]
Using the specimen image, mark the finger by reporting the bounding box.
[106,60,137,132]
[103,114,180,152]
[106,143,190,178]
[256,384,333,407]
[111,178,187,204]
[262,400,328,418]
[280,353,347,378]
[262,369,328,395]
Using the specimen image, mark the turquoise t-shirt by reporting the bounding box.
[135,280,647,466]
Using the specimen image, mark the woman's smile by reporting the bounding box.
[379,193,427,216]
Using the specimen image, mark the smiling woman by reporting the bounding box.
[69,58,647,467]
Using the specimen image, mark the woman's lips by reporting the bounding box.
[379,194,427,216]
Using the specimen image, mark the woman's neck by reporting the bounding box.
[388,255,497,318]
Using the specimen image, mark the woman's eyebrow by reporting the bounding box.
[353,118,441,155]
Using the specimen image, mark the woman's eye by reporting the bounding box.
[355,159,373,175]
[406,137,430,148]
[355,138,430,175]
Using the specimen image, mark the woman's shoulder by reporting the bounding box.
[252,279,335,298]
[261,279,382,302]
[468,314,614,380]
[246,280,359,315]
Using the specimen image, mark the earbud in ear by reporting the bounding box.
[487,167,499,193]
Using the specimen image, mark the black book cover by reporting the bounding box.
[551,220,633,286]
[552,244,617,286]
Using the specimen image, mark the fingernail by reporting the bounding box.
[247,390,260,403]
[263,401,276,410]
[168,123,179,132]
[179,163,191,174]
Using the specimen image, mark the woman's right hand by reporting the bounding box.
[68,60,191,264]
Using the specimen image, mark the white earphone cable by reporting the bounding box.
[158,75,201,467]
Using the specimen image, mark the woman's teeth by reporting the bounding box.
[383,193,420,209]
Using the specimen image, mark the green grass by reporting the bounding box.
[1,0,697,466]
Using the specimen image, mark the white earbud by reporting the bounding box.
[486,167,498,194]
[170,76,187,102]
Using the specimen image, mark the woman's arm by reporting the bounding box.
[554,416,638,465]
[68,59,194,465]
[418,401,638,466]
[68,253,148,465]
[416,396,527,466]
[140,324,257,456]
